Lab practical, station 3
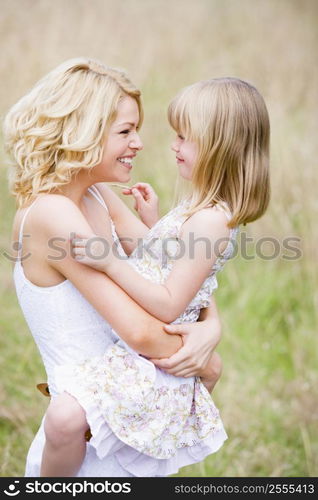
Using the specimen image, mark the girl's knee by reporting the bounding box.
[44,392,88,446]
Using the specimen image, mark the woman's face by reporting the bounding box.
[171,134,198,181]
[94,96,143,183]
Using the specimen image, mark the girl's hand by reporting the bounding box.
[71,234,115,273]
[122,182,159,228]
[150,316,221,378]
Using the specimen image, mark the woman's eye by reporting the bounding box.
[178,134,185,140]
[120,129,130,135]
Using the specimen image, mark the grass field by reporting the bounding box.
[0,0,317,477]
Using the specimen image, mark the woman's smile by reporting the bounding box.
[117,155,136,170]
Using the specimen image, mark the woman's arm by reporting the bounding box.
[73,207,230,323]
[153,299,223,391]
[36,195,182,359]
[151,297,222,377]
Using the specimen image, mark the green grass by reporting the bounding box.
[1,0,317,478]
[181,257,318,477]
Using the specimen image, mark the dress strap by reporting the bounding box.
[87,185,119,244]
[87,185,109,213]
[17,198,39,260]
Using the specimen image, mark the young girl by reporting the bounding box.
[5,58,223,478]
[44,77,270,477]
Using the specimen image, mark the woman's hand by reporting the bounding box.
[122,182,159,228]
[150,314,222,378]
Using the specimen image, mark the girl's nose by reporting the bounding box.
[171,140,179,152]
[129,132,143,150]
[171,134,182,152]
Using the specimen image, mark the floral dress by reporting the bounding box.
[54,197,239,477]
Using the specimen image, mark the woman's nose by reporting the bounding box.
[130,132,143,150]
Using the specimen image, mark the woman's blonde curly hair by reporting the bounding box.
[3,57,143,207]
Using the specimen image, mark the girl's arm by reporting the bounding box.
[96,184,224,383]
[37,195,182,359]
[95,183,159,255]
[73,207,230,324]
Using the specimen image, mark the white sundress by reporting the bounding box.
[54,187,239,477]
[14,188,136,477]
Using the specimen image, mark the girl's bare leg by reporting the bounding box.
[41,392,89,477]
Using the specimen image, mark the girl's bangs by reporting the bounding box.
[167,93,192,139]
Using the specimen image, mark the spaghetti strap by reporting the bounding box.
[17,187,109,262]
[17,198,39,260]
[87,185,119,244]
[88,185,109,212]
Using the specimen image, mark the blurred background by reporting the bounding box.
[0,0,317,477]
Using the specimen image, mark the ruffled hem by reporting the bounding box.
[115,428,227,476]
[54,344,227,476]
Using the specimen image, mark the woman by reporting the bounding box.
[5,58,223,477]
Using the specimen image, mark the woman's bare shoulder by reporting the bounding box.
[21,194,92,237]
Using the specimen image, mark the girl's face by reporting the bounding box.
[171,134,198,181]
[94,96,143,183]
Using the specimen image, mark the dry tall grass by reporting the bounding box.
[0,0,317,477]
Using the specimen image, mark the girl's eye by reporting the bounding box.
[178,134,185,140]
[120,129,130,135]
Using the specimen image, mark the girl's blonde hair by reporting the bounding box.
[168,77,270,227]
[3,57,143,207]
